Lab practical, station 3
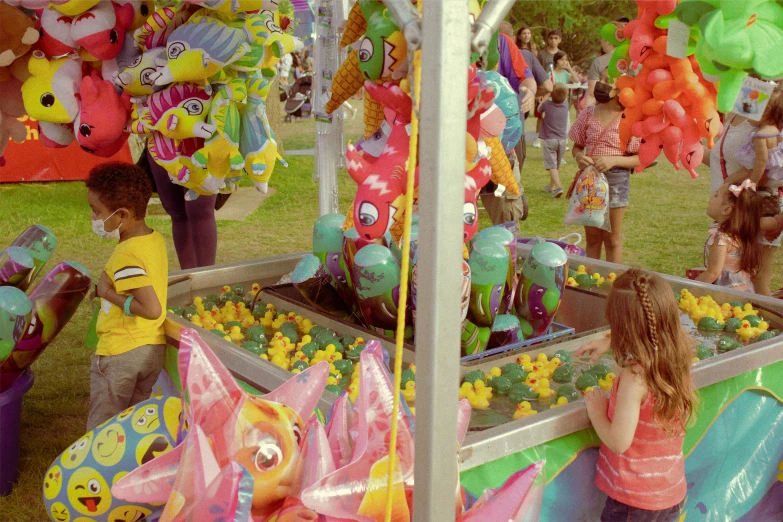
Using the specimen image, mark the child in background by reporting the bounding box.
[697,180,762,292]
[86,163,169,431]
[540,84,570,197]
[734,88,783,295]
[577,269,695,522]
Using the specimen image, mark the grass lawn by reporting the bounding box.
[1,104,781,521]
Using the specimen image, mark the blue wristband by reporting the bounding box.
[123,295,135,317]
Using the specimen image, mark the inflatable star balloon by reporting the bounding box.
[112,329,330,520]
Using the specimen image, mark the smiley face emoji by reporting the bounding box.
[61,432,94,469]
[44,464,63,499]
[162,396,183,440]
[135,433,173,466]
[50,502,70,522]
[92,423,127,467]
[67,467,111,516]
[116,406,135,422]
[131,404,160,434]
[108,505,151,522]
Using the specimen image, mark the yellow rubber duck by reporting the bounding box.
[221,285,231,294]
[532,378,552,398]
[598,372,615,391]
[566,277,578,287]
[260,353,269,360]
[592,273,606,286]
[754,321,769,337]
[241,314,256,329]
[229,326,244,344]
[271,353,289,369]
[301,318,314,334]
[402,381,416,402]
[202,316,217,330]
[513,401,538,419]
[348,381,360,402]
[607,272,617,283]
[576,265,588,275]
[248,283,261,297]
[517,354,532,365]
[550,396,569,409]
[735,320,756,342]
[732,304,758,320]
[190,315,204,328]
[488,367,502,379]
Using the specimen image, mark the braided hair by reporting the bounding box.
[605,269,696,434]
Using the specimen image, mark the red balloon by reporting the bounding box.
[749,90,759,100]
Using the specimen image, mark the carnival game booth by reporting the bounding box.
[162,248,783,521]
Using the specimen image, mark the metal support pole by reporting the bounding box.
[471,0,516,56]
[413,0,469,520]
[313,0,343,216]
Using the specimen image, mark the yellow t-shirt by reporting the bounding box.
[96,230,168,356]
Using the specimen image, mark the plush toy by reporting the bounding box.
[75,71,131,155]
[71,1,135,61]
[133,5,193,50]
[148,132,203,181]
[240,72,281,194]
[0,4,39,69]
[37,6,79,58]
[21,51,82,124]
[0,77,28,158]
[115,0,156,32]
[42,394,182,522]
[4,0,66,7]
[38,121,76,148]
[113,47,166,96]
[130,82,216,140]
[50,0,101,17]
[150,9,251,86]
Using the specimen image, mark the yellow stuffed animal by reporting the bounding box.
[21,51,82,124]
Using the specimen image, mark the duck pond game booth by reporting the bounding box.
[164,246,783,521]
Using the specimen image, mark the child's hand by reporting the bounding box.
[575,153,594,170]
[592,156,617,172]
[583,387,608,420]
[575,333,611,363]
[96,271,113,299]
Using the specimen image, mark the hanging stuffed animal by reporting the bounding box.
[0,77,28,158]
[21,51,82,124]
[50,0,100,17]
[75,71,131,156]
[240,73,281,194]
[129,82,216,140]
[71,1,135,61]
[115,0,156,32]
[113,47,166,96]
[0,4,39,69]
[37,6,79,58]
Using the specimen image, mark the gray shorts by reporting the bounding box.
[87,344,165,431]
[604,167,631,209]
[542,139,566,170]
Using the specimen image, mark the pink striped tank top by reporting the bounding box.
[595,373,686,511]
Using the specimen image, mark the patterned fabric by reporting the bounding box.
[595,372,687,511]
[569,106,641,156]
[735,131,783,182]
[704,227,755,291]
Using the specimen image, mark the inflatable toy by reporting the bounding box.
[468,238,509,328]
[239,72,280,194]
[515,240,568,338]
[292,255,355,319]
[0,286,31,371]
[0,247,34,288]
[75,72,131,156]
[0,261,91,391]
[351,244,404,331]
[8,224,58,292]
[42,394,182,522]
[113,47,167,96]
[130,82,216,140]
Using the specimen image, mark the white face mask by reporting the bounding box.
[91,209,123,241]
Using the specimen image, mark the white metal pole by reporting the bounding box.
[413,0,470,520]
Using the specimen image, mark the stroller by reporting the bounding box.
[282,75,312,122]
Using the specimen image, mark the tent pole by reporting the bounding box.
[412,0,470,520]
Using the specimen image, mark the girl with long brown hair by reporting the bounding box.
[577,269,696,521]
[516,25,538,55]
[696,180,763,292]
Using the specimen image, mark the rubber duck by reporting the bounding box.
[201,315,217,331]
[190,315,204,328]
[592,273,606,286]
[598,372,615,391]
[581,386,596,395]
[402,381,416,402]
[301,318,314,334]
[532,378,553,398]
[271,352,289,369]
[754,321,769,337]
[735,320,757,342]
[576,265,588,275]
[513,401,538,419]
[229,326,245,344]
[566,277,578,287]
[488,367,502,379]
[260,353,269,360]
[241,314,257,329]
[607,272,617,283]
[248,283,261,297]
[473,380,493,400]
[549,396,569,409]
[732,304,758,320]
[517,354,532,365]
[348,381,360,402]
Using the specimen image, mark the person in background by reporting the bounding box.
[585,17,629,107]
[552,51,580,85]
[569,81,641,263]
[145,151,217,269]
[534,29,562,148]
[514,30,553,173]
[292,51,304,80]
[577,269,694,522]
[540,84,570,198]
[277,52,293,93]
[516,25,538,55]
[85,163,168,431]
[303,49,314,76]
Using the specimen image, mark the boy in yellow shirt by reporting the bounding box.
[85,163,168,431]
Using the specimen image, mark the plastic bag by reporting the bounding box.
[564,166,611,231]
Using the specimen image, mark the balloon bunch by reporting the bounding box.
[2,0,301,197]
[672,0,783,113]
[607,0,722,177]
[0,225,91,392]
[44,329,544,521]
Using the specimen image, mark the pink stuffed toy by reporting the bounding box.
[71,1,134,61]
[75,71,130,155]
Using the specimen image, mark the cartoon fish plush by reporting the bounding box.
[21,51,82,124]
[70,1,135,61]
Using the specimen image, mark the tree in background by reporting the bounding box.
[507,0,636,70]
